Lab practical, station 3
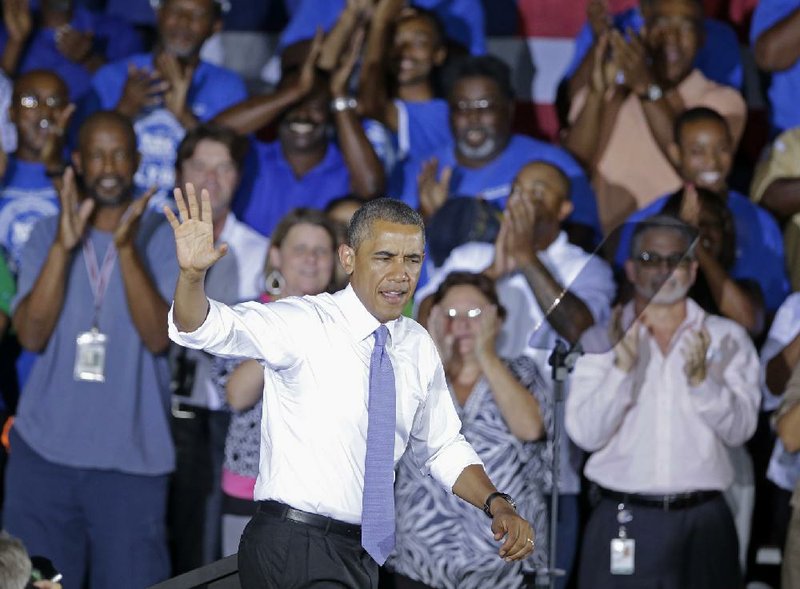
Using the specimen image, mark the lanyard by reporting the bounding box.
[81,237,118,329]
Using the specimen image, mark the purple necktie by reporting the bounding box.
[361,325,397,564]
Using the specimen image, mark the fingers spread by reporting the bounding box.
[173,186,189,222]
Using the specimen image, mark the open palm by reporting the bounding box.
[164,183,227,276]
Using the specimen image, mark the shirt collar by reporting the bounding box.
[334,283,399,344]
[622,297,707,340]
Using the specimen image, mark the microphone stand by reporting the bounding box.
[536,340,583,589]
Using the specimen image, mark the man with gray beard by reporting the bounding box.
[393,55,602,248]
[565,215,759,589]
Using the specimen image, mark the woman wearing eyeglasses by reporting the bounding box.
[388,271,551,589]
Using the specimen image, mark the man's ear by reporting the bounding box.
[558,199,574,222]
[338,243,355,275]
[667,142,681,168]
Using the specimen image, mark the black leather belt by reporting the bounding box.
[598,486,721,511]
[257,500,361,539]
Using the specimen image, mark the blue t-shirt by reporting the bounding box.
[234,140,352,237]
[0,158,59,274]
[393,134,602,242]
[279,0,486,55]
[86,53,248,205]
[751,0,800,133]
[104,0,156,26]
[564,8,743,90]
[0,7,142,101]
[613,191,789,312]
[11,211,179,475]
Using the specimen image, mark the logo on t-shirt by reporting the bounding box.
[0,188,59,272]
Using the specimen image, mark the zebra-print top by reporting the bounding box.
[388,355,553,589]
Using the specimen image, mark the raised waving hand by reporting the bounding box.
[164,183,228,280]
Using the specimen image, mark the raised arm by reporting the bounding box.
[754,7,800,72]
[163,183,228,332]
[212,32,323,135]
[13,168,94,352]
[357,0,405,129]
[330,26,384,198]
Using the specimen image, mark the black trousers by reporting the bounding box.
[577,494,742,589]
[238,509,379,589]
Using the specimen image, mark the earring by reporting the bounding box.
[264,269,285,297]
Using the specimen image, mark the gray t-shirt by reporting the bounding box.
[12,210,179,475]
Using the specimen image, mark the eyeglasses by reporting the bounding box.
[18,95,67,109]
[635,251,694,269]
[451,99,500,113]
[446,307,482,319]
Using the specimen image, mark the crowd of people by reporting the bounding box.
[0,0,797,588]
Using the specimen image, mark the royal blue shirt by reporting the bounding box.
[279,0,486,55]
[234,140,352,237]
[0,158,58,274]
[86,53,248,203]
[104,0,155,26]
[613,191,790,312]
[393,134,602,243]
[564,8,743,90]
[11,211,179,475]
[751,0,800,133]
[0,7,142,101]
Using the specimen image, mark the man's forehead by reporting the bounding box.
[452,76,502,99]
[651,0,702,20]
[15,74,65,96]
[639,227,691,250]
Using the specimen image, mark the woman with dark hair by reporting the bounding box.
[661,185,764,337]
[211,208,338,556]
[389,271,551,589]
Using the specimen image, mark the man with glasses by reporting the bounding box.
[566,215,759,589]
[0,70,71,274]
[394,55,602,251]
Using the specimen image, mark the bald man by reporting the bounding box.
[4,111,179,589]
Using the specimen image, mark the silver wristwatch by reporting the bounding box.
[640,83,664,102]
[330,96,358,112]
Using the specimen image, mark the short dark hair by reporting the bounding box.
[673,107,730,144]
[347,198,425,250]
[397,7,446,48]
[12,69,68,99]
[629,214,698,260]
[443,54,515,102]
[77,110,137,154]
[175,123,249,173]
[430,271,507,320]
[158,0,225,19]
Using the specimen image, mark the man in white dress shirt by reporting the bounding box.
[167,124,269,572]
[165,193,534,588]
[566,215,759,589]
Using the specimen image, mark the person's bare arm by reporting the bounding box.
[357,0,404,129]
[695,248,764,337]
[115,190,171,354]
[474,307,544,441]
[212,33,323,135]
[13,168,94,351]
[164,184,228,333]
[766,332,800,396]
[316,0,367,72]
[777,401,800,453]
[331,27,384,198]
[1,0,31,75]
[226,359,264,411]
[754,8,800,72]
[760,178,800,221]
[566,0,613,100]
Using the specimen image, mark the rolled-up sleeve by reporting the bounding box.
[408,359,483,492]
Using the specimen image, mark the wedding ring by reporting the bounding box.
[527,538,535,547]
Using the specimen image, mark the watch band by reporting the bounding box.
[330,96,358,112]
[483,491,516,518]
[639,83,664,102]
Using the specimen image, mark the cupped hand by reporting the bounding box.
[492,510,535,562]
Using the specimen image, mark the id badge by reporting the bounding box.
[610,538,635,575]
[74,328,107,382]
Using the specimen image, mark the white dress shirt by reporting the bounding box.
[168,284,482,523]
[566,299,760,494]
